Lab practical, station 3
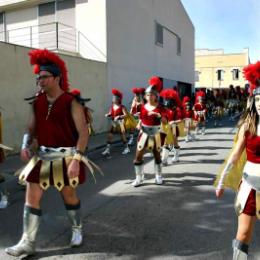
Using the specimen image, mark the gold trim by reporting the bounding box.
[65,157,79,188]
[19,156,39,182]
[154,133,161,152]
[137,132,148,151]
[256,192,260,219]
[147,136,155,151]
[39,160,51,190]
[119,121,126,134]
[52,159,65,191]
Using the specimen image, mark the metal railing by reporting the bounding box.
[0,22,106,62]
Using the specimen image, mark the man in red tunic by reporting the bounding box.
[5,49,89,256]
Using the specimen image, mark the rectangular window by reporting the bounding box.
[57,0,75,10]
[0,12,3,26]
[39,1,55,24]
[155,22,163,46]
[0,12,4,40]
[0,12,4,41]
[57,0,75,27]
[39,2,56,49]
[232,69,240,80]
[177,36,181,55]
[217,69,224,81]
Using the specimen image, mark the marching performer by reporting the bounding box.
[193,90,207,135]
[215,61,260,260]
[182,96,194,142]
[102,88,133,156]
[228,85,238,121]
[132,76,166,187]
[70,88,95,136]
[0,143,13,209]
[160,89,183,165]
[213,89,225,126]
[5,49,100,256]
[128,87,145,146]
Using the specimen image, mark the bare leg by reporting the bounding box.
[132,147,146,187]
[233,214,256,260]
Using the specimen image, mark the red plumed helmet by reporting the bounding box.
[112,88,123,100]
[132,87,145,95]
[243,62,260,85]
[182,96,191,105]
[243,61,260,95]
[29,49,69,91]
[148,76,163,93]
[160,89,181,107]
[195,90,206,102]
[70,88,81,96]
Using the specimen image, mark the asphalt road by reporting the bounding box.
[0,118,259,260]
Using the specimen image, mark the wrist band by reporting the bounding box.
[75,149,84,155]
[73,153,82,162]
[21,133,31,150]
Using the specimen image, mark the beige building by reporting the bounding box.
[195,48,250,89]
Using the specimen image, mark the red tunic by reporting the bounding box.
[34,92,78,147]
[183,110,193,119]
[166,107,183,122]
[246,133,260,164]
[140,104,166,126]
[131,102,142,115]
[193,103,206,122]
[28,92,85,185]
[240,133,260,216]
[108,104,125,120]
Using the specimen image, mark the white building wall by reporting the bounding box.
[0,42,108,151]
[75,0,107,62]
[106,0,194,107]
[5,6,39,47]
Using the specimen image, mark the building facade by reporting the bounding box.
[195,48,250,89]
[0,0,195,150]
[0,0,195,101]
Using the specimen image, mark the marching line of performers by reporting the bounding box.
[0,48,258,260]
[206,85,248,127]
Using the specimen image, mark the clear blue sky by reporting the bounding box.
[181,0,260,62]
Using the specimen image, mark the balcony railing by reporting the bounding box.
[0,22,106,62]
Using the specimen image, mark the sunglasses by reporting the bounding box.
[36,75,54,81]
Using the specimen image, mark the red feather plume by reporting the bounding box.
[243,61,260,95]
[160,89,181,107]
[148,76,163,93]
[182,96,191,106]
[70,88,81,96]
[132,87,145,95]
[112,88,123,99]
[195,90,206,103]
[28,49,69,91]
